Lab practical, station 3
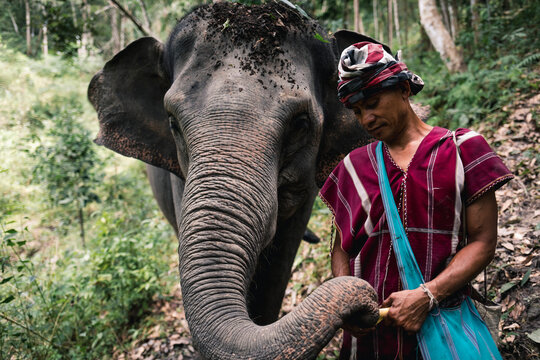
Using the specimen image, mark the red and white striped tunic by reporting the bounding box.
[320,126,513,360]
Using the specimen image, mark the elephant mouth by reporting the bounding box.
[277,184,308,218]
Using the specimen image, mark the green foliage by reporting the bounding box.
[408,0,539,129]
[27,94,103,245]
[516,53,540,69]
[295,198,333,284]
[462,0,540,62]
[0,0,538,358]
[43,1,83,57]
[0,42,176,359]
[29,95,102,210]
[413,58,534,128]
[0,207,175,359]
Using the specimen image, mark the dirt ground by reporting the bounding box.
[473,93,540,359]
[115,95,539,359]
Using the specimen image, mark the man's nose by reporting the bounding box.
[361,112,376,128]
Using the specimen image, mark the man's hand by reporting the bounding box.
[381,288,430,333]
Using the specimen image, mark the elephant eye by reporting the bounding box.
[169,115,181,133]
[290,114,310,137]
[168,114,188,158]
[283,113,311,157]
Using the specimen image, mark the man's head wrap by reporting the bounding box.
[337,41,424,108]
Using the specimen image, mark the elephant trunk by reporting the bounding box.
[178,125,378,359]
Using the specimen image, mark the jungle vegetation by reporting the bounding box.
[0,0,538,358]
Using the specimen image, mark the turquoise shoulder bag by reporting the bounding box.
[375,141,502,360]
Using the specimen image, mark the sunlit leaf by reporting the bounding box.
[527,329,540,343]
[314,32,329,43]
[222,18,230,30]
[500,282,517,294]
[520,268,532,286]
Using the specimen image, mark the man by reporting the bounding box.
[319,41,513,359]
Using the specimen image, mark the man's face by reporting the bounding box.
[350,85,409,143]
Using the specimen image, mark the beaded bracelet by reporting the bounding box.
[420,283,439,311]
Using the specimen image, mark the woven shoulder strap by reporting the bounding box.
[375,141,424,290]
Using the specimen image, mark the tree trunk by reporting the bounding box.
[25,0,31,56]
[471,0,479,45]
[403,0,409,45]
[320,0,328,15]
[353,0,359,32]
[120,16,126,50]
[353,0,365,33]
[419,0,467,72]
[111,7,121,53]
[42,23,48,57]
[78,0,91,58]
[373,0,379,41]
[388,0,393,47]
[136,0,152,31]
[393,0,401,46]
[343,0,349,30]
[78,206,86,248]
[41,5,48,57]
[439,0,451,35]
[448,0,459,40]
[70,0,78,27]
[379,8,384,40]
[8,10,19,34]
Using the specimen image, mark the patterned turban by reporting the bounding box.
[337,41,424,108]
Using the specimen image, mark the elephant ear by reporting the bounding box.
[88,37,182,178]
[333,29,393,55]
[315,30,389,188]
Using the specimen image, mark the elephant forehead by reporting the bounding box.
[169,2,331,79]
[195,2,313,47]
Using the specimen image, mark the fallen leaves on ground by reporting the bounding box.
[474,93,540,358]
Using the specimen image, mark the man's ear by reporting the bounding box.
[88,37,182,178]
[401,81,412,99]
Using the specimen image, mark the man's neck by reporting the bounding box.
[387,111,432,149]
[385,110,433,170]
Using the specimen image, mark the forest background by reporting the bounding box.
[0,0,538,359]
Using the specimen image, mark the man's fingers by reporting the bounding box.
[381,295,394,307]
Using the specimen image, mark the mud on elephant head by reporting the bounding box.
[88,2,380,359]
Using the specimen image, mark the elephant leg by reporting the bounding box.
[170,173,185,231]
[146,164,184,235]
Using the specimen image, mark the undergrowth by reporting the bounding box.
[0,43,176,359]
[413,55,536,129]
[1,2,539,358]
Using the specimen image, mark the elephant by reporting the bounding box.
[88,2,383,359]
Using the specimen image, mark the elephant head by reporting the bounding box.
[89,2,380,358]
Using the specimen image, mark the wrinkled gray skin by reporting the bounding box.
[89,3,381,359]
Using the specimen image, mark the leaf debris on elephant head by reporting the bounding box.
[222,18,230,31]
[314,32,330,43]
[189,1,323,80]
